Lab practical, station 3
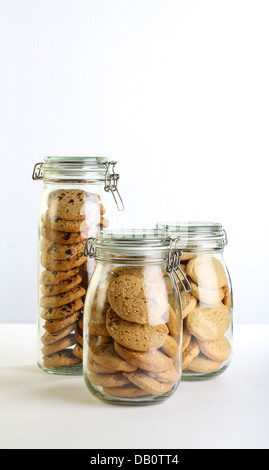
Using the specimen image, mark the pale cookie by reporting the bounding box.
[187,353,222,373]
[40,267,79,285]
[222,285,232,310]
[161,335,179,358]
[91,343,137,372]
[197,336,232,362]
[182,322,192,352]
[46,188,100,221]
[189,280,224,306]
[41,251,87,272]
[186,256,228,289]
[41,298,84,321]
[108,274,168,326]
[41,322,77,345]
[88,372,130,388]
[166,305,180,337]
[40,273,82,297]
[180,292,197,319]
[41,239,85,260]
[87,356,118,374]
[103,385,152,398]
[40,285,86,308]
[123,370,174,396]
[43,349,82,368]
[73,343,83,360]
[44,309,81,333]
[182,337,200,371]
[114,341,173,372]
[148,365,179,384]
[41,225,88,245]
[106,308,169,352]
[186,305,230,341]
[41,334,76,356]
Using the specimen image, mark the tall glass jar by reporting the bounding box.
[82,230,184,405]
[156,221,233,381]
[32,157,124,375]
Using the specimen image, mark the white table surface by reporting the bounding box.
[0,323,268,450]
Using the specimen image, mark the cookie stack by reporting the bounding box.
[179,256,232,374]
[39,188,108,370]
[85,268,180,398]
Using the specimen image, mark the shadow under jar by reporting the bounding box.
[82,230,184,405]
[156,221,233,381]
[32,157,124,375]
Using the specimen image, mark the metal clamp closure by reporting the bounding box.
[83,238,96,258]
[32,162,44,180]
[166,239,192,293]
[104,161,124,211]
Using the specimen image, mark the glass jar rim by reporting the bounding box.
[86,229,174,261]
[156,221,227,249]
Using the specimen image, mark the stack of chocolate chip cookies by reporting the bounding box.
[179,255,232,374]
[85,268,180,398]
[39,188,108,370]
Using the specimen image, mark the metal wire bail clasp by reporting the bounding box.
[32,162,44,180]
[104,161,124,211]
[83,238,96,258]
[166,238,192,293]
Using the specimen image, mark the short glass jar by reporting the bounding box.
[32,157,124,375]
[82,230,184,405]
[156,221,233,380]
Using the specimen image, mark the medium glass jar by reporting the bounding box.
[82,230,184,405]
[32,157,124,375]
[157,221,233,380]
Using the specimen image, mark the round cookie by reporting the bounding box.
[41,210,89,233]
[187,353,222,373]
[161,335,179,358]
[186,256,228,289]
[197,336,232,362]
[41,225,88,245]
[166,305,180,337]
[40,267,79,285]
[87,356,118,374]
[73,343,83,360]
[108,274,168,325]
[180,291,197,319]
[222,285,232,311]
[41,298,84,321]
[91,343,137,372]
[189,280,225,306]
[182,322,192,352]
[46,188,100,221]
[40,285,86,308]
[186,305,230,341]
[41,251,87,272]
[106,308,169,352]
[148,366,179,384]
[123,370,174,395]
[41,334,76,356]
[40,273,82,297]
[75,325,83,346]
[103,385,152,398]
[44,309,81,333]
[43,349,82,368]
[114,341,173,372]
[88,320,110,337]
[41,322,77,345]
[88,372,130,388]
[182,337,200,371]
[41,239,85,260]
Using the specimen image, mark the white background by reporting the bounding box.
[0,0,268,324]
